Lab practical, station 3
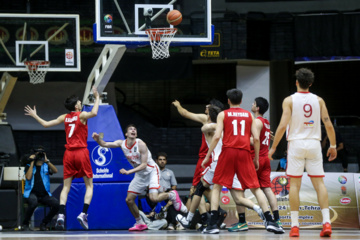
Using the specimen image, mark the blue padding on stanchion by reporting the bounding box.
[73,105,133,183]
[66,182,136,230]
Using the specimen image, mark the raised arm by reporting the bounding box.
[80,86,100,121]
[268,97,292,160]
[202,112,224,168]
[319,97,337,161]
[172,100,207,124]
[24,105,65,128]
[92,132,123,148]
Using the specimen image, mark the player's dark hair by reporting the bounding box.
[125,124,136,132]
[64,95,79,111]
[209,98,225,110]
[157,152,167,160]
[254,97,269,115]
[208,106,221,123]
[226,88,243,105]
[295,68,314,89]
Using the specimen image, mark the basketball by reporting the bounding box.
[167,10,182,26]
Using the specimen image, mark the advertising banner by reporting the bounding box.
[221,172,360,229]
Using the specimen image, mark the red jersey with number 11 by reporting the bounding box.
[64,111,88,150]
[222,108,252,151]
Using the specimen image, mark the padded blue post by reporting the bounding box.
[66,183,136,230]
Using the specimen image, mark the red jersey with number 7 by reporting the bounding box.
[222,108,252,151]
[64,111,88,149]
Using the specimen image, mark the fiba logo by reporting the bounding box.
[104,14,113,23]
[91,145,113,166]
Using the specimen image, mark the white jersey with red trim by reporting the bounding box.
[287,92,321,141]
[205,124,223,162]
[121,138,155,174]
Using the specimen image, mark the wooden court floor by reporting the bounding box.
[0,229,359,240]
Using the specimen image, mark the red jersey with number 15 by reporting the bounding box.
[64,112,88,150]
[223,108,252,151]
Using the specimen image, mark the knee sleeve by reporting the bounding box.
[194,181,207,197]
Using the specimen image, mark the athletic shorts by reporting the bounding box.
[128,164,161,195]
[192,155,212,186]
[63,148,93,179]
[232,174,243,190]
[286,139,324,177]
[213,147,260,189]
[201,161,217,185]
[256,155,271,188]
[202,161,243,190]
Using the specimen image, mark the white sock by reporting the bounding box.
[291,211,299,227]
[135,217,144,225]
[321,208,330,224]
[186,212,194,222]
[253,205,260,211]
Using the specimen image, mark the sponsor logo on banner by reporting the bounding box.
[45,26,68,45]
[16,27,39,40]
[0,27,10,43]
[91,145,113,167]
[65,49,74,66]
[338,175,347,184]
[221,196,230,205]
[340,197,351,205]
[80,27,94,46]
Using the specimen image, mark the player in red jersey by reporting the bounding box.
[172,99,227,229]
[250,97,284,232]
[24,86,100,230]
[202,89,283,234]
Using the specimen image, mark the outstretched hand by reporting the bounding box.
[24,105,37,118]
[120,168,129,175]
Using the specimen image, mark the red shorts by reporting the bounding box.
[213,148,260,189]
[63,148,93,179]
[256,155,271,188]
[192,155,211,186]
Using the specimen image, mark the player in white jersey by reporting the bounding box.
[176,106,264,231]
[92,124,187,231]
[269,68,337,238]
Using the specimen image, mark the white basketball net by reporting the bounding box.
[145,28,177,60]
[24,60,50,84]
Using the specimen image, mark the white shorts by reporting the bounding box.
[128,164,161,194]
[202,161,242,190]
[232,174,243,190]
[286,139,324,177]
[202,161,217,185]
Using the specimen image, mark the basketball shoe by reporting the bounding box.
[55,214,65,230]
[228,222,248,232]
[129,223,148,231]
[169,190,187,213]
[320,222,332,237]
[176,214,191,229]
[77,212,89,230]
[289,226,300,237]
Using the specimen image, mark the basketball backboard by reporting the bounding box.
[95,0,213,46]
[0,14,80,72]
